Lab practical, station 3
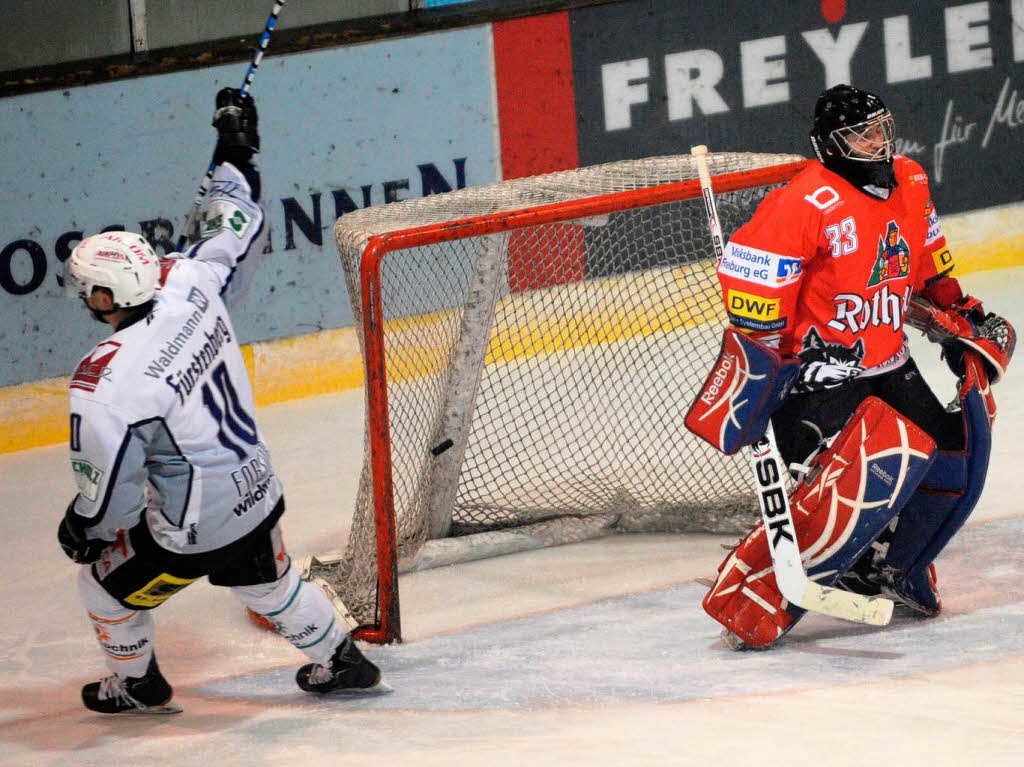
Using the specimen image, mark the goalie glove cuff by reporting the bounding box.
[907,294,1015,383]
[942,310,1016,383]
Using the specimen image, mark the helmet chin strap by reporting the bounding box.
[82,297,117,325]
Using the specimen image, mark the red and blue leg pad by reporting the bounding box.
[877,375,991,615]
[704,397,937,647]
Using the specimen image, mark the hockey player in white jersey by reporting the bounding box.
[60,88,385,714]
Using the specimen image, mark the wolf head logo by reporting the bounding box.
[797,327,865,390]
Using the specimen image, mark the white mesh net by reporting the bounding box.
[319,151,805,636]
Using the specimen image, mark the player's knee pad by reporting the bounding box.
[878,381,992,614]
[704,396,937,647]
[232,567,347,665]
[78,566,155,677]
[686,327,800,454]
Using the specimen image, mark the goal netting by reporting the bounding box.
[312,151,807,642]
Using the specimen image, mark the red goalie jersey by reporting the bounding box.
[718,155,954,391]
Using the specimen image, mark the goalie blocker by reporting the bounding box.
[685,328,799,455]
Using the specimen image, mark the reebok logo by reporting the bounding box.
[870,463,895,487]
[700,353,734,405]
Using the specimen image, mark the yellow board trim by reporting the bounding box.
[3,206,1022,455]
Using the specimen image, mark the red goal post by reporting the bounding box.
[314,152,809,644]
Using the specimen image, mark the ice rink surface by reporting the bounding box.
[2,268,1023,766]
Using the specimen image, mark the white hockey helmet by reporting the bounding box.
[65,232,159,308]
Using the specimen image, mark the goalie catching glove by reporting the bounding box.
[906,294,1015,383]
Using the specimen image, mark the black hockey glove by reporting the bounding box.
[212,87,259,166]
[58,499,109,564]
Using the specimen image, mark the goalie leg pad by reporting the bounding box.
[704,397,937,647]
[878,380,991,614]
[685,328,799,455]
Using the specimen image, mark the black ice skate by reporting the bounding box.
[81,656,181,715]
[296,636,384,694]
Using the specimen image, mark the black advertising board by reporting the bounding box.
[568,0,1024,214]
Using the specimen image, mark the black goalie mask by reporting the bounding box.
[809,84,897,190]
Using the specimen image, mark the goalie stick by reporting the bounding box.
[176,0,286,251]
[689,144,893,627]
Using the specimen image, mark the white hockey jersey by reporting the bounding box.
[68,163,282,554]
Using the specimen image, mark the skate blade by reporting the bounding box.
[323,679,394,697]
[99,701,183,715]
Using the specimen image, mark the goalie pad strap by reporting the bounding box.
[685,328,799,455]
[703,397,937,647]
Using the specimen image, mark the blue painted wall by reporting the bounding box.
[0,26,498,387]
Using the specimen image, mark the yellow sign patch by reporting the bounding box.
[727,289,780,320]
[932,248,954,274]
[125,573,199,608]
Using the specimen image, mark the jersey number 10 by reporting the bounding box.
[201,361,259,460]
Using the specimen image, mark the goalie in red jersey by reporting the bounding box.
[691,84,1015,648]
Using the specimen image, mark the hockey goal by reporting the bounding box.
[312,151,809,643]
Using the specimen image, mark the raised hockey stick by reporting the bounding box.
[176,0,286,251]
[689,144,893,626]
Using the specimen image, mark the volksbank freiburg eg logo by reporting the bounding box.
[719,244,802,288]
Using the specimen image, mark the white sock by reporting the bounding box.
[233,567,347,665]
[77,566,155,678]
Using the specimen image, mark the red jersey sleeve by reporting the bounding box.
[717,184,820,337]
[899,158,955,289]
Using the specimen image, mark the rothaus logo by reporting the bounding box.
[826,284,912,334]
[751,437,795,547]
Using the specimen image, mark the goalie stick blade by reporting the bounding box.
[773,537,895,626]
[800,582,894,626]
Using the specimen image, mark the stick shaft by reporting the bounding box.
[177,0,286,251]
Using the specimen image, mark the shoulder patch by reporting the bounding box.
[719,243,803,287]
[202,199,253,240]
[932,247,955,275]
[70,341,122,393]
[726,289,786,331]
[158,257,177,288]
[71,458,104,501]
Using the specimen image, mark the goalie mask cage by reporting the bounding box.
[319,151,809,643]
